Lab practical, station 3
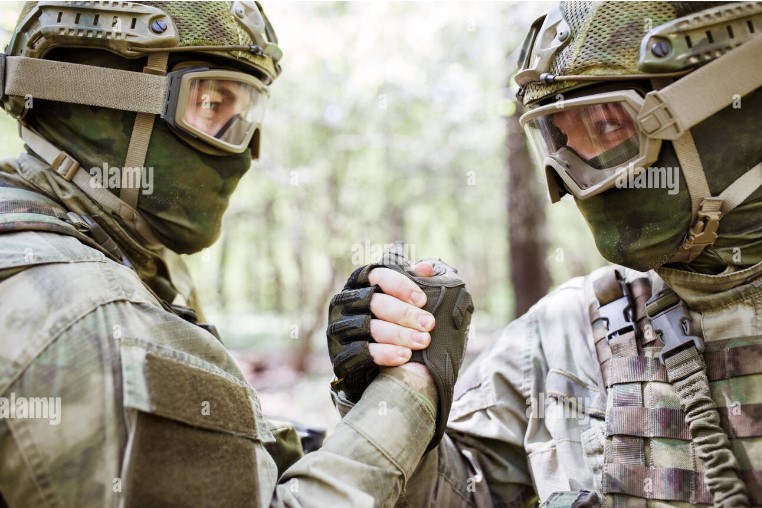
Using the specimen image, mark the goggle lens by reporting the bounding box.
[182,78,266,147]
[524,102,640,170]
[163,67,270,155]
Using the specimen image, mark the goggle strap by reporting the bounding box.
[121,52,169,210]
[639,33,762,140]
[4,56,166,114]
[19,124,163,249]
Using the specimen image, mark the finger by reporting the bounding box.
[368,267,427,307]
[411,261,435,277]
[370,319,431,349]
[370,293,435,331]
[369,343,412,367]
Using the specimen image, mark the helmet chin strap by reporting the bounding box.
[664,120,762,264]
[120,52,169,211]
[640,33,762,265]
[668,148,762,264]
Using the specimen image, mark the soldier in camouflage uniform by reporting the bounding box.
[328,1,762,506]
[0,2,472,507]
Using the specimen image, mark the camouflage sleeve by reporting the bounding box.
[269,366,438,507]
[396,319,538,507]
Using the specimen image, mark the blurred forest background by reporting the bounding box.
[0,2,606,429]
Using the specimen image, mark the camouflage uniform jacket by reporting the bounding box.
[0,153,436,508]
[400,263,762,507]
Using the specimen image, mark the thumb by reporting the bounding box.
[411,261,435,277]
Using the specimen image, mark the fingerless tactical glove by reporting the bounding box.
[327,254,474,451]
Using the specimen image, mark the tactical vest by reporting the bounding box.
[587,267,761,507]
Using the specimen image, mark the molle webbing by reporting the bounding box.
[606,401,762,442]
[605,465,762,505]
[607,339,762,385]
[591,270,652,508]
[0,197,66,218]
[589,269,759,506]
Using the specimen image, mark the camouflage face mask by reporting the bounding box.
[32,99,251,254]
[574,140,692,272]
[575,89,762,274]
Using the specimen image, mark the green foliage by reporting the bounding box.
[192,2,518,348]
[188,2,605,351]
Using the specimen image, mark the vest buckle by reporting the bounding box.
[646,288,705,363]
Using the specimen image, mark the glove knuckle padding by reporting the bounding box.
[332,340,378,402]
[327,314,372,344]
[340,286,377,312]
[328,275,381,403]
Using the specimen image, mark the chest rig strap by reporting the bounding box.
[647,289,749,507]
[590,269,654,508]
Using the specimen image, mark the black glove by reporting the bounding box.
[327,255,474,451]
[327,263,384,403]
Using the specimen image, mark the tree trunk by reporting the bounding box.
[506,101,551,317]
[263,198,284,313]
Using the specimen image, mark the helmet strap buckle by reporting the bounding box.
[51,151,81,181]
[682,198,722,251]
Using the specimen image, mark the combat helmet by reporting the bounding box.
[515,1,762,265]
[0,1,282,248]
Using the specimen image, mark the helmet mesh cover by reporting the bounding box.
[523,1,676,104]
[144,1,278,79]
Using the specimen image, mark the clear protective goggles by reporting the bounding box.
[162,67,269,154]
[519,89,662,202]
